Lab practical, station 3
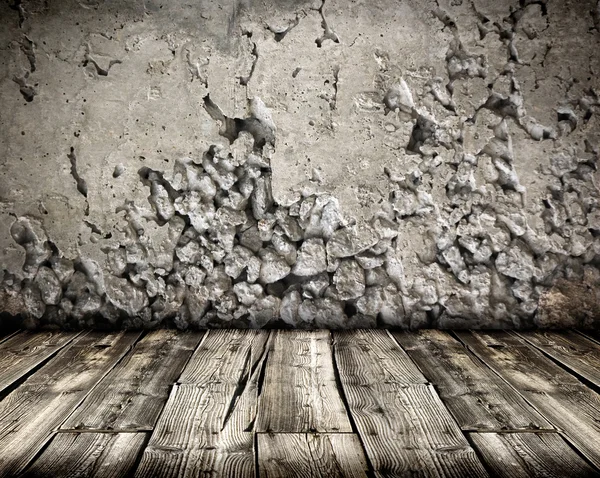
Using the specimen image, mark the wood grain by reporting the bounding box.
[334,331,488,477]
[515,330,600,388]
[257,433,370,478]
[334,330,427,385]
[456,331,600,469]
[393,330,553,431]
[62,330,204,432]
[257,330,352,433]
[0,330,82,394]
[0,331,141,477]
[135,330,271,478]
[469,432,600,478]
[20,432,147,478]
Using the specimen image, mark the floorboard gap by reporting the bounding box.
[0,332,86,402]
[56,428,153,433]
[448,330,563,431]
[512,331,600,396]
[463,432,497,478]
[16,431,60,477]
[126,431,152,478]
[557,431,600,476]
[57,331,147,430]
[330,333,377,478]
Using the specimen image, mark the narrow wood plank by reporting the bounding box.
[0,331,141,477]
[469,432,600,478]
[393,330,553,431]
[257,433,370,478]
[135,330,271,478]
[334,330,427,385]
[0,330,82,394]
[335,331,489,477]
[257,330,352,433]
[21,432,147,478]
[516,330,600,388]
[456,331,600,469]
[62,330,204,431]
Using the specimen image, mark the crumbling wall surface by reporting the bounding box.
[1,0,600,330]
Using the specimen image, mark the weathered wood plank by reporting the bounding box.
[334,330,427,385]
[469,432,600,478]
[135,330,270,478]
[20,432,147,478]
[62,330,204,432]
[0,331,141,477]
[257,330,352,433]
[335,331,488,477]
[393,330,553,431]
[257,433,370,478]
[516,330,600,388]
[0,330,82,394]
[456,331,600,469]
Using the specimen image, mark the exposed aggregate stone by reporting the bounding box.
[1,0,600,330]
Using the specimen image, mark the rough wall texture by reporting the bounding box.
[1,0,600,330]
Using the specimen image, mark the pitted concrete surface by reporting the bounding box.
[1,0,599,329]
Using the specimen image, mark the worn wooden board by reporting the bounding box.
[333,330,427,385]
[0,331,141,477]
[62,330,204,432]
[469,432,600,478]
[515,330,600,388]
[257,433,370,478]
[393,330,553,431]
[456,331,600,469]
[0,330,82,394]
[135,330,271,478]
[20,432,147,478]
[334,331,488,477]
[257,330,352,433]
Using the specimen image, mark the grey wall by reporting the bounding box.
[1,0,599,330]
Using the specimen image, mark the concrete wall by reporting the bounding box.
[1,0,599,329]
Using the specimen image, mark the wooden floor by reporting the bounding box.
[0,329,599,477]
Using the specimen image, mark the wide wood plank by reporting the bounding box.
[393,330,553,431]
[135,330,271,478]
[257,330,352,433]
[335,331,488,477]
[62,330,204,431]
[469,432,600,478]
[456,331,600,469]
[0,330,81,394]
[334,330,427,385]
[0,331,141,477]
[257,433,370,478]
[21,432,147,478]
[516,330,600,388]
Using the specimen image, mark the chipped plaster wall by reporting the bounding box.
[1,0,600,330]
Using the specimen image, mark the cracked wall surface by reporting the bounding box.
[1,0,600,330]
